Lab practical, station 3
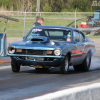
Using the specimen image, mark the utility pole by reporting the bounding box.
[36,0,40,21]
[75,8,77,28]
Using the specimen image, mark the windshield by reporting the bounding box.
[26,28,72,42]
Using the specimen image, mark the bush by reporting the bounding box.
[43,4,51,12]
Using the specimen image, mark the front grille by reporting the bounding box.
[17,57,44,61]
[17,57,54,61]
[15,49,47,55]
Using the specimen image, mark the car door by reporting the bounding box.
[71,30,85,65]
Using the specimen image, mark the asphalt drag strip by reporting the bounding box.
[0,56,100,100]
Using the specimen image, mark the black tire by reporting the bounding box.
[73,52,91,72]
[73,64,82,72]
[11,61,20,72]
[60,55,69,74]
[81,52,91,71]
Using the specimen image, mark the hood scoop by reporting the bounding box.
[31,36,50,43]
[31,38,43,42]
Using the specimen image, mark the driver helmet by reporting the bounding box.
[67,32,71,37]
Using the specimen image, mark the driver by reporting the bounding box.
[66,33,71,42]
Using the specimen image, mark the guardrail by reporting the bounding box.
[78,27,100,36]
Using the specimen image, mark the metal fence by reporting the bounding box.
[0,11,95,37]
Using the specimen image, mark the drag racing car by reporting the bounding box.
[7,26,96,74]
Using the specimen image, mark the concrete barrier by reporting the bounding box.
[25,83,100,100]
[0,33,6,57]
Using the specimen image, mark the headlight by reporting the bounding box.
[54,48,62,56]
[8,47,15,54]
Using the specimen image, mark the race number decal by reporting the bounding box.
[32,29,42,32]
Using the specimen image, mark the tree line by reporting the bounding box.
[0,0,100,12]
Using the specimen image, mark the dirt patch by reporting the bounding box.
[7,37,100,57]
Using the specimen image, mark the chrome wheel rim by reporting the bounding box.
[65,57,68,71]
[86,54,90,67]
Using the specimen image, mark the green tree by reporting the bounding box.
[0,0,100,12]
[2,0,11,9]
[43,4,51,12]
[48,0,62,12]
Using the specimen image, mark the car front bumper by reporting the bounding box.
[8,54,64,66]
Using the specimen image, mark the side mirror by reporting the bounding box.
[75,38,80,43]
[23,36,26,39]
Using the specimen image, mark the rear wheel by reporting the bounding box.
[73,52,91,72]
[11,61,20,72]
[60,56,69,74]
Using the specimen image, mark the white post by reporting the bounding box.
[23,11,26,36]
[75,8,77,28]
[23,8,28,36]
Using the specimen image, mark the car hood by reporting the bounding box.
[9,36,71,49]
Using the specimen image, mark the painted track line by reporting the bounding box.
[0,61,11,63]
[0,65,10,69]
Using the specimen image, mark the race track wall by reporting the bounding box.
[25,83,100,100]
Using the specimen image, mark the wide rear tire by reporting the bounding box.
[73,52,91,72]
[11,61,20,72]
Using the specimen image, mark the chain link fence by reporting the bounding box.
[0,11,95,37]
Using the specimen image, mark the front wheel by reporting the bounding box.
[11,61,20,72]
[60,56,69,74]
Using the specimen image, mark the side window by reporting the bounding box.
[73,31,80,42]
[45,31,49,36]
[80,32,85,42]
